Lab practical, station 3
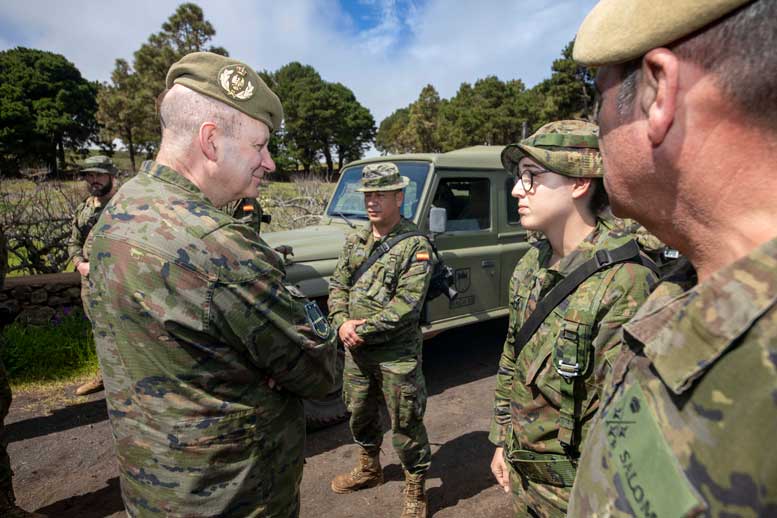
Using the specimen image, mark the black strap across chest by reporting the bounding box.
[350,231,427,286]
[513,240,659,356]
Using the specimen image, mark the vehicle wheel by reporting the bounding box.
[305,346,348,430]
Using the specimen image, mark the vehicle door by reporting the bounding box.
[421,170,501,323]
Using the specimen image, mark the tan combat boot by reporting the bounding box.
[400,471,427,518]
[75,375,103,396]
[330,449,383,494]
[0,485,46,517]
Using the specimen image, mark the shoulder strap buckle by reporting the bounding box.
[594,249,614,268]
[555,359,582,380]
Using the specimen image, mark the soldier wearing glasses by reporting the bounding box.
[489,120,657,516]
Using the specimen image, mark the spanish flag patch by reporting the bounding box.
[415,251,430,261]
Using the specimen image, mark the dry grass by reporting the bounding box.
[261,175,335,232]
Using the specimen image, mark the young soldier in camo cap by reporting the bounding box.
[328,162,434,518]
[567,1,777,516]
[84,51,337,517]
[489,120,658,517]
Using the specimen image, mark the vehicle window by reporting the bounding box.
[327,162,430,220]
[506,176,520,225]
[432,178,491,231]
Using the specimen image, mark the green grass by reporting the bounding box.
[1,308,98,384]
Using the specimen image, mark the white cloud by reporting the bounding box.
[0,0,597,125]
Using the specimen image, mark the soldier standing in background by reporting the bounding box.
[328,163,433,518]
[67,155,119,397]
[0,230,44,517]
[84,52,337,517]
[568,0,777,515]
[489,121,657,516]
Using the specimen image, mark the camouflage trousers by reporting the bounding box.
[507,458,570,518]
[343,348,431,476]
[0,355,13,495]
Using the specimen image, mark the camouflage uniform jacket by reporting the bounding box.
[85,161,337,518]
[67,195,107,266]
[567,237,777,518]
[328,218,432,355]
[490,218,657,457]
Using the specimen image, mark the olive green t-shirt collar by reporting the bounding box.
[624,235,777,395]
[357,217,415,245]
[541,218,624,276]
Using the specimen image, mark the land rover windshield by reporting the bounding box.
[326,161,430,221]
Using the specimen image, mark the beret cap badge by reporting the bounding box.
[219,64,255,101]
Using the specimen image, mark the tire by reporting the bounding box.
[305,345,348,430]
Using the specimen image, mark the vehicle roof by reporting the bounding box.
[345,145,507,171]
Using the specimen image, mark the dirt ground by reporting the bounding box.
[6,319,513,518]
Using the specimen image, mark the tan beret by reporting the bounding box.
[574,0,755,66]
[166,51,283,131]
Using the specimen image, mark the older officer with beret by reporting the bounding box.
[568,1,777,516]
[84,52,337,517]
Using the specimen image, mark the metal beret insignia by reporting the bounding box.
[218,64,255,101]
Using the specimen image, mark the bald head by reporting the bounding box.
[159,84,245,152]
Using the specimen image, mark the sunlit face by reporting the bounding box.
[84,172,113,197]
[216,115,275,203]
[363,189,403,226]
[511,157,576,234]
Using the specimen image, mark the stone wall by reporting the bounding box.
[0,272,82,325]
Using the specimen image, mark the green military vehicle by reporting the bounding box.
[262,145,532,427]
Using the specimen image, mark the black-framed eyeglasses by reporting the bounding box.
[515,169,550,191]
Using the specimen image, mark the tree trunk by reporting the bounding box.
[322,146,334,178]
[127,128,136,172]
[57,137,65,175]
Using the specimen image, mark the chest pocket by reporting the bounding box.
[554,310,595,450]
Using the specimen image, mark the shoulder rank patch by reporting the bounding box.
[304,301,332,340]
[415,251,430,261]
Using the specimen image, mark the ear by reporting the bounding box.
[639,49,679,146]
[396,190,405,208]
[198,122,219,162]
[570,178,593,201]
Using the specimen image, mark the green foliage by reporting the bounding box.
[375,40,596,153]
[0,47,98,175]
[261,62,375,176]
[96,3,227,169]
[1,309,98,382]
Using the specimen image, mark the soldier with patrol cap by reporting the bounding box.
[84,52,337,517]
[489,121,657,517]
[328,162,434,518]
[568,1,777,516]
[68,155,119,397]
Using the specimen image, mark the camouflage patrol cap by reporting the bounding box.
[166,51,284,131]
[574,0,755,66]
[501,120,603,178]
[356,162,410,192]
[81,155,118,176]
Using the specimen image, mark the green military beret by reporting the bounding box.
[166,51,284,131]
[574,0,755,66]
[501,120,603,178]
[356,162,410,192]
[81,155,118,176]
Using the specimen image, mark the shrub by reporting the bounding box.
[1,307,98,382]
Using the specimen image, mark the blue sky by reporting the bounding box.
[0,0,597,126]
